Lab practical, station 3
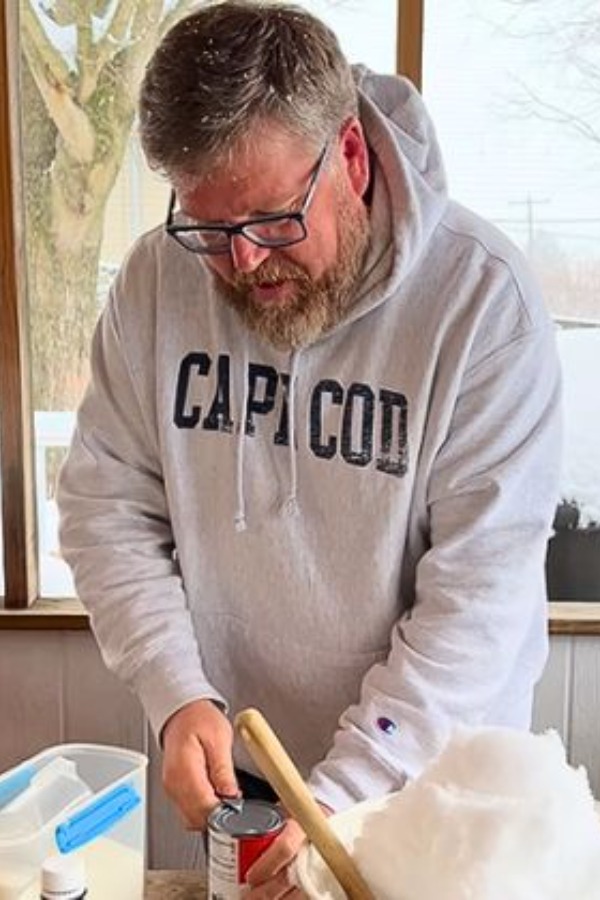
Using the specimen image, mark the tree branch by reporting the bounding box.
[118,0,195,87]
[21,1,95,163]
[511,78,600,144]
[160,0,202,40]
[21,0,72,87]
[92,0,139,87]
[76,19,97,104]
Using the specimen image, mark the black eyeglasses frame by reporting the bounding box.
[164,141,330,256]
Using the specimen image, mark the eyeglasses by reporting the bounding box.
[165,142,330,255]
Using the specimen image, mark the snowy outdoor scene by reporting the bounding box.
[1,0,598,599]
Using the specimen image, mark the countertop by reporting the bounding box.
[145,871,206,899]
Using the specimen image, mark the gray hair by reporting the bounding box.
[139,1,358,177]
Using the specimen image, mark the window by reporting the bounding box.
[5,2,592,607]
[423,0,600,599]
[300,0,399,72]
[0,2,406,607]
[0,3,206,605]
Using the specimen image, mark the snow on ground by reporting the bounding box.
[556,327,600,528]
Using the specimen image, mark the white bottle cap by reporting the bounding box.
[41,854,86,898]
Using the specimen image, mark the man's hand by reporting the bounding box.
[161,698,239,829]
[245,805,332,899]
[245,818,306,898]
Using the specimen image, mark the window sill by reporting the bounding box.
[1,600,599,634]
[548,602,600,635]
[0,597,89,630]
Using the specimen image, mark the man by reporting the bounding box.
[57,2,562,896]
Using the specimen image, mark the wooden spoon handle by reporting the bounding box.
[235,708,375,900]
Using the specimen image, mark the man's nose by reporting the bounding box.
[229,233,272,273]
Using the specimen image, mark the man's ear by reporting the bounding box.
[339,117,370,199]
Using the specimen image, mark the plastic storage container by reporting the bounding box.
[0,744,148,900]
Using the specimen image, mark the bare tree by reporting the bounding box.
[21,0,196,412]
[492,0,600,145]
[473,0,600,321]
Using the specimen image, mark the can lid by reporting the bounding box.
[209,800,284,837]
[41,854,86,898]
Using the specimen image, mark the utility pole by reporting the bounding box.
[509,194,550,257]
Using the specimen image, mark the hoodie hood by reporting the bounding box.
[338,66,448,330]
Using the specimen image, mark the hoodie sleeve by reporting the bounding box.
[57,290,226,740]
[307,273,562,812]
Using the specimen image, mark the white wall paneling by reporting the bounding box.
[570,637,600,798]
[0,629,206,870]
[0,631,63,766]
[532,635,572,740]
[533,635,600,798]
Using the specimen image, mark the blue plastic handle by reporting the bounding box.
[55,782,141,854]
[0,765,36,810]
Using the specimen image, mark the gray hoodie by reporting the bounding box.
[57,70,562,811]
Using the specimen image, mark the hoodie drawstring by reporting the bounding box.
[234,348,301,532]
[234,346,249,533]
[281,349,300,519]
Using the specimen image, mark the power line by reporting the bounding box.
[493,217,600,225]
[535,232,600,243]
[497,226,600,242]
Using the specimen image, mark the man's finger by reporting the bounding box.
[162,742,218,828]
[245,867,296,899]
[246,819,306,885]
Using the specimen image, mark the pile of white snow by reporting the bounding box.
[294,727,600,900]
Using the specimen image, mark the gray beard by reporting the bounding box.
[215,196,371,351]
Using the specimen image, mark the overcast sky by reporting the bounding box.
[306,0,600,268]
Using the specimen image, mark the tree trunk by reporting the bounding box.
[21,44,133,412]
[26,216,104,411]
[19,0,195,412]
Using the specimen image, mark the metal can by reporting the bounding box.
[208,799,285,899]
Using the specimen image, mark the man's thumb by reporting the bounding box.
[208,755,239,800]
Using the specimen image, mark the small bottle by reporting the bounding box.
[40,854,87,899]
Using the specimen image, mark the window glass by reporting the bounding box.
[20,3,182,597]
[20,1,398,598]
[300,1,397,72]
[423,0,600,587]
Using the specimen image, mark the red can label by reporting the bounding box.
[208,800,284,899]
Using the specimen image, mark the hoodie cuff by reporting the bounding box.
[132,660,228,746]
